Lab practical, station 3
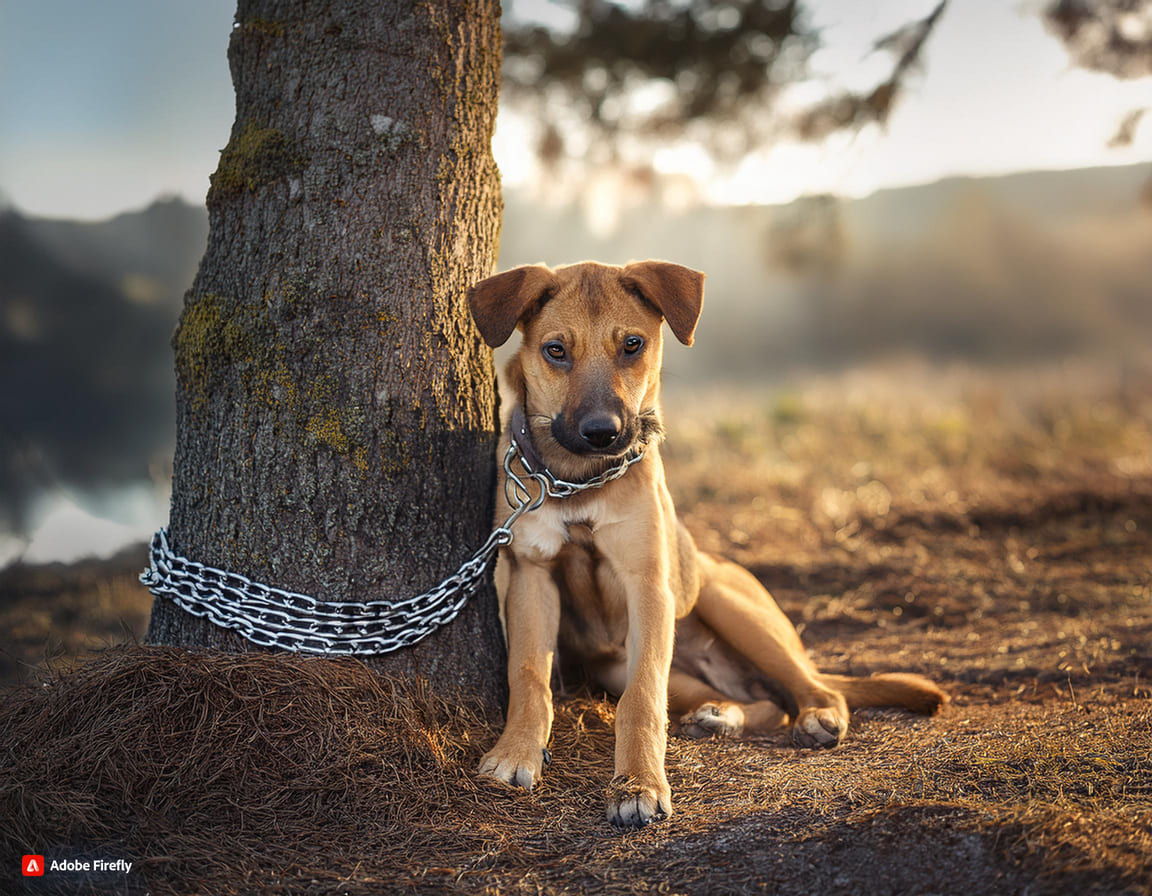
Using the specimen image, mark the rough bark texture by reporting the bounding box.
[146,0,507,711]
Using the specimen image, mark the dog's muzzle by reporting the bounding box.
[553,412,636,457]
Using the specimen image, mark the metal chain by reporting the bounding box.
[140,440,644,655]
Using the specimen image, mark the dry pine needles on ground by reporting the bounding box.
[1,646,1149,895]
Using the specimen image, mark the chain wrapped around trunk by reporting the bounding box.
[141,440,643,655]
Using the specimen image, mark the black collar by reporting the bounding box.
[509,405,548,475]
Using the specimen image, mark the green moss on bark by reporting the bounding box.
[237,18,286,38]
[174,289,374,473]
[172,294,223,411]
[210,121,309,198]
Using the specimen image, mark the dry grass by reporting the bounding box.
[1,650,1148,895]
[0,545,150,684]
[2,359,1151,894]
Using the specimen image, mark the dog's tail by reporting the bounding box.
[820,672,949,715]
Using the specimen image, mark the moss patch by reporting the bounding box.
[237,17,286,38]
[174,289,375,473]
[172,294,224,411]
[209,121,309,198]
[305,409,351,454]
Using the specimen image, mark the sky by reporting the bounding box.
[0,0,1149,221]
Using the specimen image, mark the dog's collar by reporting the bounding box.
[508,405,644,493]
[509,405,548,476]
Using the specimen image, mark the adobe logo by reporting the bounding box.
[22,854,45,876]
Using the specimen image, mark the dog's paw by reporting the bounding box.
[678,702,745,739]
[478,740,550,789]
[793,705,848,748]
[605,774,672,829]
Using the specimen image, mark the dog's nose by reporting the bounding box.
[579,415,621,450]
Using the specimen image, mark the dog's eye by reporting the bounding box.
[543,341,567,362]
[623,335,644,355]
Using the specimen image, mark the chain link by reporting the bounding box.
[141,440,644,655]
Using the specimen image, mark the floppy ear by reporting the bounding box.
[467,264,557,348]
[620,260,705,346]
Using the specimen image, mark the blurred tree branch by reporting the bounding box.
[795,1,946,140]
[1108,107,1147,146]
[1044,0,1152,196]
[1044,0,1152,78]
[502,0,948,173]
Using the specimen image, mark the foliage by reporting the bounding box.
[1045,0,1152,154]
[1045,0,1152,78]
[502,0,947,172]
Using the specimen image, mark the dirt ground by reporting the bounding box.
[1,359,1150,895]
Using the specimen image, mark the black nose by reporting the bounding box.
[579,415,621,449]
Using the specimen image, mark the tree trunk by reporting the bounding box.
[146,0,507,711]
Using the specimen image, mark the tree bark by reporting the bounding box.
[146,0,507,711]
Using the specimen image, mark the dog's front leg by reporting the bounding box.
[478,556,560,790]
[599,526,675,828]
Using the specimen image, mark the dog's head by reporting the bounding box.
[468,260,704,476]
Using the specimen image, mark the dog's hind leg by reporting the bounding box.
[692,554,850,747]
[670,669,789,739]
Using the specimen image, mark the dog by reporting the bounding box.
[467,260,947,828]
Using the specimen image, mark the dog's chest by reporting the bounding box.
[509,491,632,659]
[552,527,632,667]
[512,491,609,562]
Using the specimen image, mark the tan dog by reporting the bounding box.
[467,261,947,828]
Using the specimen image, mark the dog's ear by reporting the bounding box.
[467,265,557,347]
[620,261,705,346]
